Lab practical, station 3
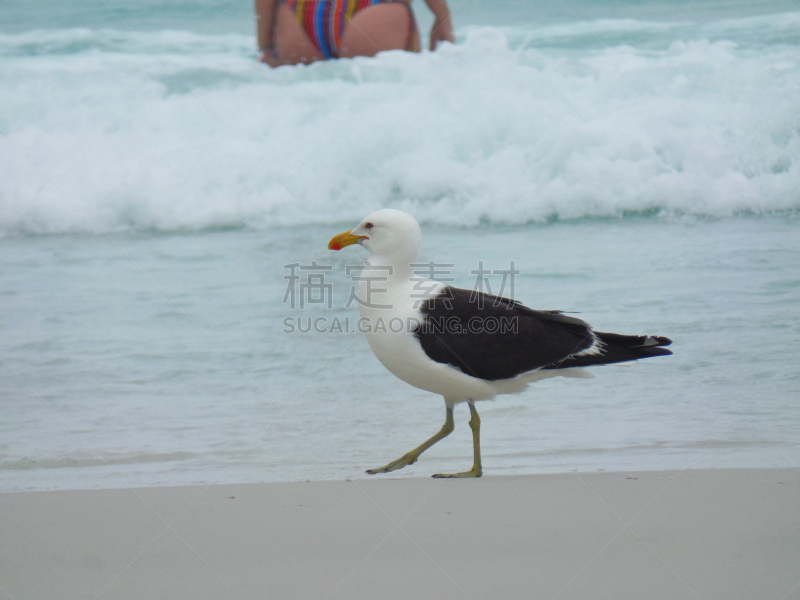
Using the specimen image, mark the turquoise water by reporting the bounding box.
[1,0,799,491]
[2,0,796,33]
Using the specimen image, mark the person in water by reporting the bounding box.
[255,0,454,66]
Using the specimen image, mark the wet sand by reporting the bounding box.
[1,468,798,600]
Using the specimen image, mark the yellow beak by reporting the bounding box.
[328,230,367,251]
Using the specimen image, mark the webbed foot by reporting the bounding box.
[366,452,419,474]
[432,467,482,478]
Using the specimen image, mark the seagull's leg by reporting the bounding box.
[366,406,455,474]
[432,402,483,478]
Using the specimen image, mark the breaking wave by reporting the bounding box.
[1,13,799,233]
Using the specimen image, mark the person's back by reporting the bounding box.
[255,0,454,66]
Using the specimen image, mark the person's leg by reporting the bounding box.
[339,3,414,59]
[272,2,324,66]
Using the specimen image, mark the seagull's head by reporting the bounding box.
[328,209,421,265]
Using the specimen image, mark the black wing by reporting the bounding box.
[413,287,596,381]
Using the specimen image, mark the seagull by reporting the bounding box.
[328,209,672,478]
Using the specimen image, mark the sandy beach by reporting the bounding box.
[1,468,798,600]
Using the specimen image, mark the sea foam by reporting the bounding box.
[1,14,799,233]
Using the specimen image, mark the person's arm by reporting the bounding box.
[423,0,454,51]
[255,0,277,62]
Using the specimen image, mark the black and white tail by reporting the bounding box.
[550,332,673,369]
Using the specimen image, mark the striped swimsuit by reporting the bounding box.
[285,0,419,59]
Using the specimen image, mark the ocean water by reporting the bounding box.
[1,0,799,492]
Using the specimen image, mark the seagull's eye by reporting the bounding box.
[365,222,374,230]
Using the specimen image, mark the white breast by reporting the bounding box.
[356,275,497,403]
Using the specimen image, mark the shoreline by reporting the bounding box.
[2,467,798,599]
